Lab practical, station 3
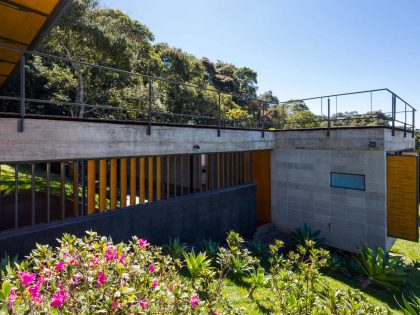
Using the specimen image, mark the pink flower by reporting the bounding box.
[138,239,148,249]
[17,272,37,287]
[148,265,155,273]
[89,256,100,269]
[190,294,199,310]
[152,278,158,289]
[119,254,126,265]
[97,271,107,287]
[169,284,174,292]
[28,278,43,304]
[139,300,149,309]
[72,274,82,285]
[8,289,16,310]
[69,258,78,266]
[105,249,118,262]
[112,299,119,310]
[55,261,65,271]
[50,287,68,308]
[214,313,220,315]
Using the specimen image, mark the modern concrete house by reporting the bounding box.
[0,0,418,256]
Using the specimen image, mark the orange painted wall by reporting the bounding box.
[252,150,271,224]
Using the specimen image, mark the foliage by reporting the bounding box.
[247,267,266,299]
[0,231,239,314]
[246,240,269,260]
[395,293,420,315]
[183,250,212,284]
[291,223,326,248]
[200,239,220,259]
[354,245,408,291]
[163,237,188,260]
[265,239,386,314]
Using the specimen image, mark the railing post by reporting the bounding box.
[261,102,265,138]
[217,92,221,137]
[327,98,331,137]
[404,103,407,138]
[412,109,415,139]
[18,54,25,132]
[147,78,152,135]
[392,93,396,136]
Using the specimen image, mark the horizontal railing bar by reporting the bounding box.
[0,45,277,106]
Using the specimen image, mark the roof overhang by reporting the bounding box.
[0,0,72,88]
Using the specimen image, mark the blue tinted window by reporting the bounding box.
[330,172,365,191]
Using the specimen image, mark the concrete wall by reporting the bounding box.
[271,128,415,252]
[0,184,256,257]
[0,118,274,162]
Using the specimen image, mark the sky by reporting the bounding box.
[101,0,420,126]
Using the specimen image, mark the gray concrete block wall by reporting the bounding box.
[271,128,415,252]
[0,185,256,257]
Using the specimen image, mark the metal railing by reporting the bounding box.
[0,45,416,137]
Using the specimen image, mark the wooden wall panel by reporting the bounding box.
[148,157,154,202]
[130,158,136,206]
[156,157,162,201]
[120,159,127,208]
[87,160,96,214]
[99,160,107,211]
[139,158,145,204]
[252,150,271,225]
[387,155,419,242]
[110,159,117,209]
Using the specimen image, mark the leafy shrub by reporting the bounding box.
[266,239,386,314]
[395,293,420,315]
[200,239,220,259]
[183,250,212,284]
[354,245,407,290]
[248,267,266,298]
[291,224,325,248]
[247,240,268,259]
[0,231,238,314]
[163,237,188,260]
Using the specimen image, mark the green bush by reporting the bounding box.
[395,293,420,315]
[0,230,390,314]
[354,245,407,291]
[163,237,188,260]
[291,224,326,248]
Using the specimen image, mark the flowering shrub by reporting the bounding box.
[0,231,232,314]
[0,231,389,314]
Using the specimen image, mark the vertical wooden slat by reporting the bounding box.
[99,160,107,211]
[173,156,177,197]
[157,156,162,201]
[87,160,96,214]
[46,163,51,222]
[148,156,154,202]
[31,163,35,225]
[120,159,127,207]
[130,158,136,206]
[73,161,79,216]
[110,159,117,209]
[139,157,145,204]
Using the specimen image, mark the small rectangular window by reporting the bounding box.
[330,172,365,191]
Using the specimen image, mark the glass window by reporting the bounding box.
[330,172,365,191]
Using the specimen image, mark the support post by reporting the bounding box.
[412,109,415,139]
[327,98,331,137]
[404,103,407,138]
[18,54,25,132]
[147,79,152,135]
[217,92,221,137]
[392,93,396,136]
[261,102,265,138]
